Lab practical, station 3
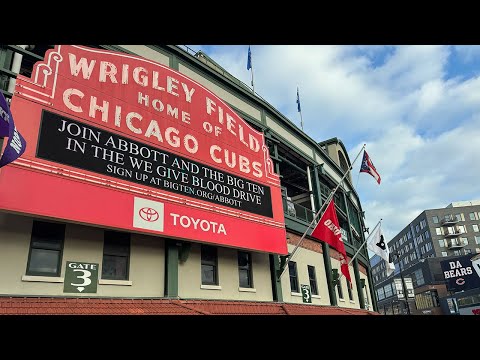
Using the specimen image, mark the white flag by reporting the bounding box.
[368,224,395,276]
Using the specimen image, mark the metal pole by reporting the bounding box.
[250,50,255,94]
[279,144,366,278]
[299,110,304,131]
[397,252,411,315]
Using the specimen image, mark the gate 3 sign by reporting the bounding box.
[0,45,287,255]
[64,261,99,294]
[441,254,480,292]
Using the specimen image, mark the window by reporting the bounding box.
[424,230,430,239]
[464,248,472,255]
[420,219,427,229]
[102,231,130,280]
[347,284,354,301]
[473,225,479,232]
[415,224,420,233]
[415,290,439,310]
[414,269,425,286]
[455,213,464,222]
[407,231,412,239]
[377,287,385,301]
[425,242,433,252]
[446,226,456,235]
[26,221,65,276]
[288,261,299,293]
[470,212,477,221]
[475,236,480,245]
[438,239,445,247]
[337,280,344,300]
[435,228,442,235]
[432,216,439,224]
[454,250,462,256]
[201,245,218,285]
[460,237,468,246]
[442,251,448,257]
[308,265,318,295]
[238,251,253,288]
[445,214,453,221]
[458,225,467,234]
[384,283,393,298]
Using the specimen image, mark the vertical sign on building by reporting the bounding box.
[64,261,99,293]
[301,284,312,303]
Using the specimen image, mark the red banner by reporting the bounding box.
[0,45,287,254]
[311,200,352,285]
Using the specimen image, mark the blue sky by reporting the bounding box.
[185,45,480,244]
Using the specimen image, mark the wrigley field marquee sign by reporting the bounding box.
[0,45,287,254]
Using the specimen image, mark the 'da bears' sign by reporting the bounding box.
[441,254,480,292]
[0,45,287,254]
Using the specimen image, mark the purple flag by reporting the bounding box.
[0,93,27,168]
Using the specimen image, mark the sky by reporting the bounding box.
[185,45,480,245]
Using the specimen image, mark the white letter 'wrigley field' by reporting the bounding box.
[133,197,165,232]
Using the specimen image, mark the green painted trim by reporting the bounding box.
[178,242,191,263]
[366,265,378,311]
[165,240,179,298]
[353,258,366,309]
[322,243,337,306]
[170,53,179,71]
[311,166,322,212]
[269,254,283,302]
[342,190,357,257]
[0,67,17,78]
[6,45,43,61]
[278,154,308,174]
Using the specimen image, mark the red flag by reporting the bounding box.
[311,199,352,287]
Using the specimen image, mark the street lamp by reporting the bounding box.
[390,251,411,315]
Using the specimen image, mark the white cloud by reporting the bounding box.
[194,45,480,247]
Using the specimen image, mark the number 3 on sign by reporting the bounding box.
[71,269,92,289]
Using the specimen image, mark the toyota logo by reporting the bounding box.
[139,207,159,222]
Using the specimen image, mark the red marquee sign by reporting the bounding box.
[0,45,287,254]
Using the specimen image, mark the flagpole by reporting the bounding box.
[279,143,366,277]
[251,66,255,94]
[250,47,255,94]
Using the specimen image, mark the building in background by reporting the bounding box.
[371,200,480,315]
[0,45,376,315]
